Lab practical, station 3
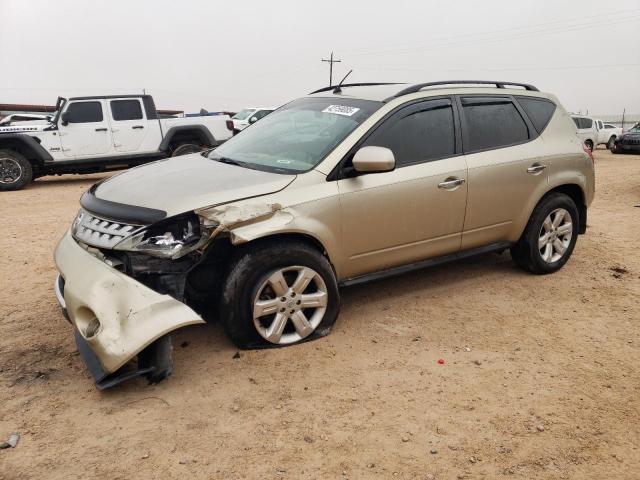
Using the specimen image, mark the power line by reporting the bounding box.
[342,12,640,59]
[352,63,640,74]
[321,52,342,86]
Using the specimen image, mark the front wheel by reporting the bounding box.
[511,193,579,274]
[607,136,616,150]
[219,241,340,349]
[0,149,33,191]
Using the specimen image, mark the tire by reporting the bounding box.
[172,143,203,157]
[584,140,594,152]
[607,136,616,150]
[219,240,340,349]
[610,141,619,154]
[0,149,33,191]
[510,192,579,275]
[138,334,173,384]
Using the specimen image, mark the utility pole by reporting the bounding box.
[322,52,341,86]
[621,108,626,130]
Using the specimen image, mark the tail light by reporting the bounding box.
[226,120,234,131]
[583,143,594,164]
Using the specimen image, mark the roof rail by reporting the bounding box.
[310,83,402,95]
[392,80,539,98]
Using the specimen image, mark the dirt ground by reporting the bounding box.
[0,149,638,479]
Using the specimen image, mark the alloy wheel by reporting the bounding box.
[538,208,573,263]
[0,158,22,184]
[252,266,328,345]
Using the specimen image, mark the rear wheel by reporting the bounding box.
[584,139,594,152]
[0,149,33,191]
[511,192,579,274]
[172,143,203,157]
[220,241,340,349]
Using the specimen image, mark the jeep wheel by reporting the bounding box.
[220,241,340,349]
[0,149,33,191]
[607,136,616,150]
[511,192,579,274]
[172,143,202,157]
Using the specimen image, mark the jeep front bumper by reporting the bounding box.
[54,230,205,388]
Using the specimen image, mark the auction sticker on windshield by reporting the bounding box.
[322,105,360,117]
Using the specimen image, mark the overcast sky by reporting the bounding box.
[1,0,639,114]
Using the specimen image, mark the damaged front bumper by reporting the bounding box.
[54,230,205,389]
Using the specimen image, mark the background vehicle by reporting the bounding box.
[54,80,594,388]
[571,114,597,151]
[231,107,274,134]
[612,122,640,154]
[0,94,234,191]
[594,119,623,149]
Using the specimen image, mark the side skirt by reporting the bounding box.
[339,242,512,288]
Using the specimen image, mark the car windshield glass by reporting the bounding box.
[210,97,382,173]
[232,109,257,120]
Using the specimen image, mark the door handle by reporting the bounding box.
[95,128,108,132]
[527,163,547,174]
[438,177,466,190]
[132,125,144,129]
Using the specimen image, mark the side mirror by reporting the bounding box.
[249,116,258,124]
[352,146,395,174]
[60,112,69,126]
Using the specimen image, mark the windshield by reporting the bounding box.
[232,109,257,120]
[210,97,382,173]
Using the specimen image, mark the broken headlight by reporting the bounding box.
[114,213,211,259]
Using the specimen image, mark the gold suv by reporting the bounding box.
[54,81,595,388]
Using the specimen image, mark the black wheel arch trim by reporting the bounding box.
[0,133,53,163]
[159,125,217,151]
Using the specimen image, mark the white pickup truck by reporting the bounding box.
[594,119,623,150]
[0,94,234,191]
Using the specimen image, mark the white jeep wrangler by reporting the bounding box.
[0,94,234,191]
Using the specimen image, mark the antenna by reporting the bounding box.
[333,70,353,93]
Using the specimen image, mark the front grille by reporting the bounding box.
[72,210,142,249]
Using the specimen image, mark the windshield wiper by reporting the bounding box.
[210,155,249,168]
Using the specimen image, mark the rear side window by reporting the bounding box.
[461,97,529,152]
[111,100,143,121]
[363,100,456,167]
[572,117,580,128]
[516,97,556,134]
[65,102,103,123]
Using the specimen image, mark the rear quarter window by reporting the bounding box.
[516,96,556,134]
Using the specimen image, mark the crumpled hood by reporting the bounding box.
[93,154,295,217]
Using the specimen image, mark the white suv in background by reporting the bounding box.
[571,115,597,151]
[231,107,274,134]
